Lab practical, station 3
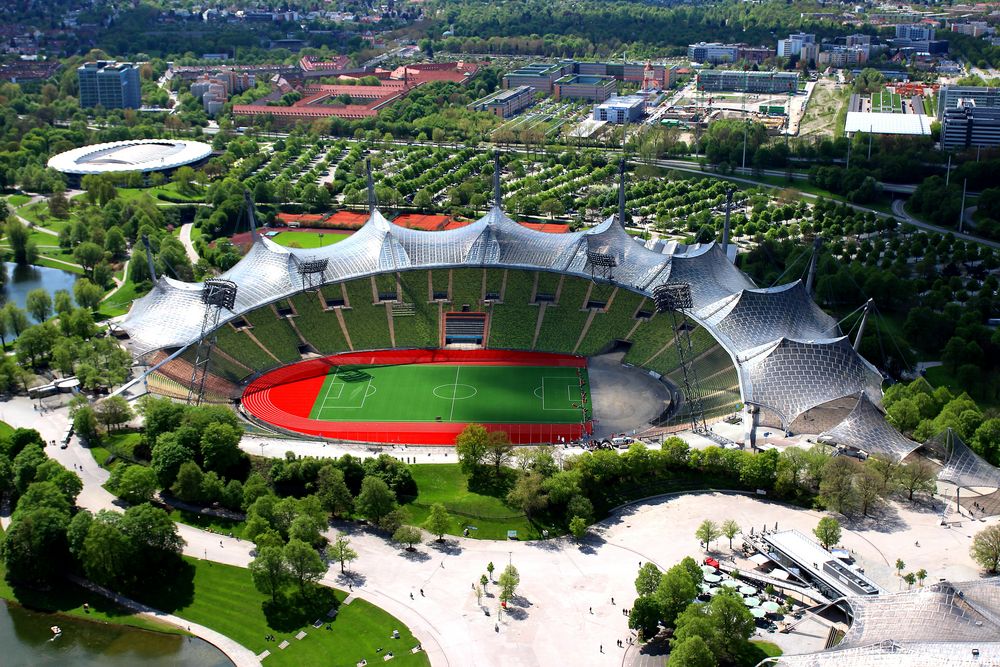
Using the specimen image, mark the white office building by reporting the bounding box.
[593,95,646,123]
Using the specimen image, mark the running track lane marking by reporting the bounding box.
[448,365,461,421]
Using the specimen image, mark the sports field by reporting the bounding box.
[309,364,589,423]
[242,349,593,445]
[269,230,350,248]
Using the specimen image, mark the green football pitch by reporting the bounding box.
[307,364,591,423]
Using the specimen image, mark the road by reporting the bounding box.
[892,199,1000,250]
[179,223,200,263]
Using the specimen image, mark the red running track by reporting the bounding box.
[242,349,592,446]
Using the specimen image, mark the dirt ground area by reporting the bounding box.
[798,78,849,139]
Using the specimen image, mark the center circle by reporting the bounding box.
[432,383,478,400]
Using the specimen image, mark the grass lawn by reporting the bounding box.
[924,365,999,411]
[167,509,248,539]
[118,183,205,204]
[88,445,114,467]
[17,201,71,233]
[270,231,350,249]
[137,557,429,667]
[403,464,562,540]
[0,420,13,440]
[4,194,31,207]
[98,278,147,320]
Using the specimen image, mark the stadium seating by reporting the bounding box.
[534,277,590,354]
[450,268,484,308]
[340,279,392,350]
[394,271,440,348]
[213,322,280,371]
[243,304,303,364]
[288,292,351,355]
[575,289,646,356]
[487,270,538,350]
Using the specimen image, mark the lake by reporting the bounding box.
[1,600,233,667]
[0,261,79,321]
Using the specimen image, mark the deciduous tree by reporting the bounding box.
[813,516,841,550]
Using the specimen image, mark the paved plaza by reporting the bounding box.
[1,395,993,667]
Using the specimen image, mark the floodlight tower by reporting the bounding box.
[652,282,708,433]
[187,279,238,406]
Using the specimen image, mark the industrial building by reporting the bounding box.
[592,95,645,123]
[553,74,616,102]
[776,33,815,58]
[687,42,740,64]
[77,61,141,109]
[941,103,1000,149]
[696,70,799,94]
[479,85,536,118]
[936,85,1000,118]
[501,60,677,95]
[500,62,571,94]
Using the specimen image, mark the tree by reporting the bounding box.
[506,472,548,520]
[903,571,916,589]
[721,519,740,550]
[73,242,105,278]
[4,303,29,336]
[655,562,699,628]
[80,516,132,588]
[329,532,358,573]
[423,503,452,542]
[819,456,860,515]
[1,507,70,585]
[915,568,927,587]
[455,423,489,474]
[171,461,204,503]
[484,430,513,476]
[628,595,662,639]
[283,538,326,594]
[814,516,841,550]
[355,476,396,526]
[896,459,936,501]
[668,635,717,667]
[392,525,423,551]
[695,519,721,551]
[121,503,184,556]
[971,524,1000,573]
[249,546,289,602]
[73,278,104,311]
[150,437,194,487]
[5,220,37,266]
[25,289,52,323]
[94,396,133,433]
[200,422,243,474]
[635,562,662,596]
[487,561,495,582]
[569,515,588,539]
[114,465,158,504]
[855,466,885,517]
[895,558,906,577]
[173,166,197,195]
[498,563,520,602]
[317,465,354,517]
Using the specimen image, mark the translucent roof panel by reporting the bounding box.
[845,111,933,136]
[121,277,208,355]
[770,641,1000,667]
[698,281,840,355]
[925,431,1000,489]
[661,243,756,310]
[740,337,884,428]
[220,238,300,312]
[820,393,922,460]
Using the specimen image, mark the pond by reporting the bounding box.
[0,261,79,322]
[0,600,233,667]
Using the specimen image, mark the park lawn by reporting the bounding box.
[118,183,205,204]
[17,201,72,233]
[167,509,248,539]
[0,419,14,440]
[98,278,147,319]
[138,557,429,667]
[4,194,31,207]
[271,231,350,249]
[88,445,114,467]
[403,464,562,540]
[0,528,183,636]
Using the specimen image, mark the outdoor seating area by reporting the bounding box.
[698,561,789,633]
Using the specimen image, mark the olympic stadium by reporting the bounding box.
[117,158,1000,493]
[47,139,212,184]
